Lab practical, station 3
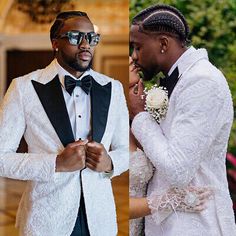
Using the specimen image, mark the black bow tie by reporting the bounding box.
[159,67,179,98]
[64,75,92,95]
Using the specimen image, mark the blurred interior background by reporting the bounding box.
[0,0,129,235]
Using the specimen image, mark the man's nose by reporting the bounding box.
[79,36,90,49]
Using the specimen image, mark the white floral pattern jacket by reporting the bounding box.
[0,60,129,236]
[132,47,236,236]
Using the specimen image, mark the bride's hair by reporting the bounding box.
[132,4,190,46]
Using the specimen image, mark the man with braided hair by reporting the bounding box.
[130,4,236,236]
[0,11,128,236]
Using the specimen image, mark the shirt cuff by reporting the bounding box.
[102,158,114,178]
[102,169,114,178]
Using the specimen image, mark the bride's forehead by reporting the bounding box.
[130,25,140,37]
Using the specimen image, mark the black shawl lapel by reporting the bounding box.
[91,79,111,143]
[32,75,75,147]
[160,67,180,98]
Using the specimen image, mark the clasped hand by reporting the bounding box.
[56,139,112,173]
[129,57,145,120]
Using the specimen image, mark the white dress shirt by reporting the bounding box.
[56,61,114,177]
[56,60,91,141]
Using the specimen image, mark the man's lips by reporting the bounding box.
[77,51,92,61]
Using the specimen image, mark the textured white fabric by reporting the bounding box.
[129,149,154,236]
[56,60,91,140]
[129,148,211,236]
[129,148,154,197]
[167,46,195,76]
[0,60,129,236]
[132,47,236,236]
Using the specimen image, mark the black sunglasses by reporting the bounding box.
[57,31,100,46]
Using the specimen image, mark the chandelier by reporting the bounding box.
[17,0,74,24]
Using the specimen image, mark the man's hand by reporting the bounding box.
[129,80,145,120]
[85,141,113,172]
[56,140,88,172]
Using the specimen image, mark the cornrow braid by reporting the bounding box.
[132,4,190,45]
[50,11,90,42]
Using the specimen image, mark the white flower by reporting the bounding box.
[146,87,167,109]
[144,85,168,123]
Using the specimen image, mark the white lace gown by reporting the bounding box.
[129,148,154,236]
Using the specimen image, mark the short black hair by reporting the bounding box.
[50,11,90,41]
[132,4,190,45]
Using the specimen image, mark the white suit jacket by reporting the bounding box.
[0,60,129,236]
[132,47,236,236]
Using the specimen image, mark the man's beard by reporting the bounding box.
[61,50,93,72]
[69,59,92,72]
[137,64,157,81]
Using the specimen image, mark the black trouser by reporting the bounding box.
[70,194,90,236]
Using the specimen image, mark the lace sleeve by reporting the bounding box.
[147,186,212,224]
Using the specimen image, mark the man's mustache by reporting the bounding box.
[133,62,142,70]
[134,63,148,75]
[78,49,92,57]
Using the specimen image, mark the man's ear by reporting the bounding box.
[52,39,59,51]
[159,35,169,53]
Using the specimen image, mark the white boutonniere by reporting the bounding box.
[144,85,168,123]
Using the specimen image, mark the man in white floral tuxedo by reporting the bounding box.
[130,4,236,236]
[0,11,128,236]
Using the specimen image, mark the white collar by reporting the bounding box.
[168,46,196,76]
[167,46,209,78]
